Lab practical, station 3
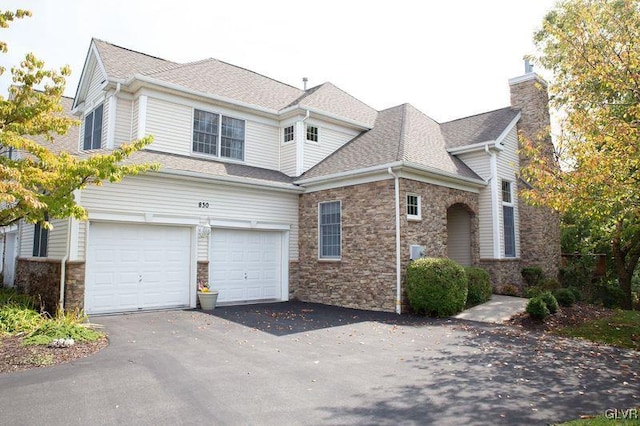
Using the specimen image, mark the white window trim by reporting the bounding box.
[283,125,295,144]
[192,108,246,161]
[82,103,104,151]
[306,124,319,143]
[501,179,514,206]
[407,193,421,221]
[318,200,342,261]
[501,179,516,257]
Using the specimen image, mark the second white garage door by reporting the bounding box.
[211,229,283,303]
[85,222,191,314]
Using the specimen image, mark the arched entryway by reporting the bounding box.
[447,204,472,266]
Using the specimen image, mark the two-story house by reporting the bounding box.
[1,39,560,314]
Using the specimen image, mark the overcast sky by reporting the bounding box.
[1,0,557,122]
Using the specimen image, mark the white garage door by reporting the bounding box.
[211,229,283,303]
[85,222,191,314]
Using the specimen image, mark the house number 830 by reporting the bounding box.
[198,202,210,208]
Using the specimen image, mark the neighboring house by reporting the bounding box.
[0,39,560,314]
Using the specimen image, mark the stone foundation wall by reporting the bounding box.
[15,258,61,313]
[288,260,299,300]
[197,261,209,285]
[297,180,397,312]
[64,261,86,311]
[479,258,524,292]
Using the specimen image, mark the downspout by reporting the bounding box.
[485,144,501,259]
[387,167,402,314]
[59,217,73,311]
[295,110,311,176]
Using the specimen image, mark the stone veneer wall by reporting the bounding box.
[288,260,299,300]
[15,258,61,313]
[510,75,561,281]
[479,259,523,291]
[14,259,87,313]
[197,261,209,285]
[296,180,397,312]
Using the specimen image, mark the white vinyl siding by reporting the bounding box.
[146,97,192,155]
[86,65,106,106]
[458,151,494,258]
[114,97,133,147]
[304,126,359,171]
[280,141,297,176]
[131,98,139,142]
[75,221,87,261]
[47,219,69,259]
[79,175,299,261]
[496,127,520,257]
[245,121,279,170]
[19,222,34,258]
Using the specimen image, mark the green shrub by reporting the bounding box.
[498,284,521,297]
[521,267,544,288]
[465,267,492,308]
[526,297,550,320]
[540,278,561,291]
[524,286,543,299]
[0,303,44,335]
[0,288,36,310]
[568,286,583,302]
[540,291,559,314]
[553,288,576,307]
[406,258,468,317]
[24,309,102,345]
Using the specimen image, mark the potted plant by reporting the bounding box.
[197,280,219,311]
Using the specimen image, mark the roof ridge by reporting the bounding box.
[92,38,175,64]
[316,82,375,111]
[397,103,409,161]
[142,58,213,76]
[213,58,303,92]
[442,106,516,125]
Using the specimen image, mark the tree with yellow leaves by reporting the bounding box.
[522,0,640,309]
[0,9,156,229]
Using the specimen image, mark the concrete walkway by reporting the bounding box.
[455,295,528,323]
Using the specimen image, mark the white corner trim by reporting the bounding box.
[106,94,117,149]
[295,120,305,176]
[136,95,147,140]
[489,152,501,259]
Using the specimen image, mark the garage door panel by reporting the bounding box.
[211,229,284,303]
[86,222,191,314]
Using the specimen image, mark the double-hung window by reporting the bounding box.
[283,125,295,143]
[83,104,103,150]
[193,109,245,160]
[319,201,341,259]
[502,180,516,257]
[407,194,421,220]
[32,213,49,257]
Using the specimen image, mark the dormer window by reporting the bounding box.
[284,125,295,143]
[306,125,318,142]
[83,104,103,150]
[193,109,245,160]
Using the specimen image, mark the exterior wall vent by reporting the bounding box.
[409,245,426,260]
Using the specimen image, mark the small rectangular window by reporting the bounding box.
[83,104,103,150]
[319,201,341,259]
[407,194,421,220]
[502,180,512,204]
[284,125,295,143]
[32,213,49,257]
[306,125,318,142]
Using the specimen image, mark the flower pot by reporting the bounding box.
[198,291,219,311]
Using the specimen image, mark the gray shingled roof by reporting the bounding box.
[441,107,520,149]
[92,40,377,127]
[93,39,177,81]
[301,104,480,181]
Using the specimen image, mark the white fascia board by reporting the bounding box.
[495,112,522,146]
[279,105,373,131]
[157,169,304,194]
[127,74,280,117]
[72,42,109,112]
[447,141,499,155]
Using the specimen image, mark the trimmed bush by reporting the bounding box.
[526,296,550,320]
[540,291,559,314]
[406,258,468,317]
[521,267,544,288]
[465,266,492,308]
[524,286,543,299]
[554,288,576,307]
[568,286,583,302]
[540,278,561,291]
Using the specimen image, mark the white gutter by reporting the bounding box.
[387,167,402,315]
[59,217,73,311]
[447,140,499,155]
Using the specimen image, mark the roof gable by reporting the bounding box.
[441,107,520,150]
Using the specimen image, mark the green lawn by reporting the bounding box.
[554,310,640,351]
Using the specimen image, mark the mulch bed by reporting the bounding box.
[505,302,615,332]
[0,335,109,374]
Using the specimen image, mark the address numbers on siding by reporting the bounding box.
[198,202,210,208]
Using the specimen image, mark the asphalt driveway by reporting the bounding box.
[1,302,638,425]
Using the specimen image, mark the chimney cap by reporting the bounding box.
[524,59,534,73]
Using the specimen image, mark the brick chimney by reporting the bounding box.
[509,70,561,280]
